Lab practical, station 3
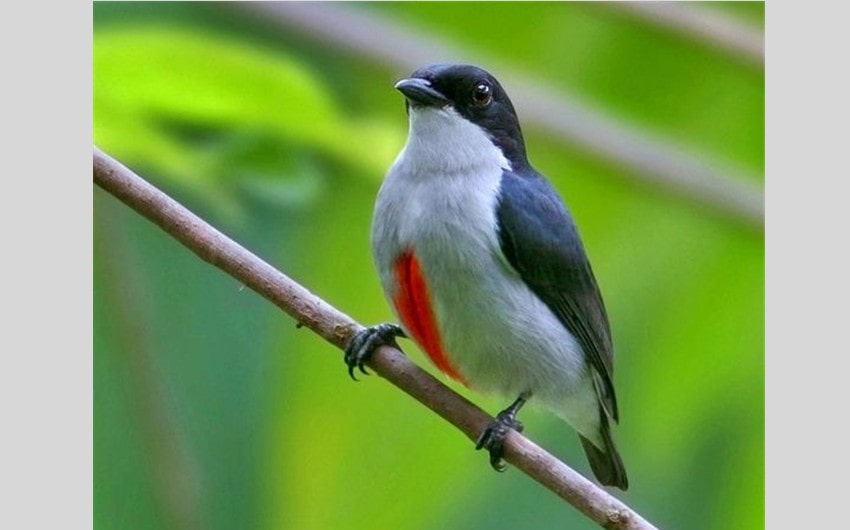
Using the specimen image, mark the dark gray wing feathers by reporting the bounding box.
[496,171,618,422]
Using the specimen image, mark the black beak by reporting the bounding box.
[394,78,450,108]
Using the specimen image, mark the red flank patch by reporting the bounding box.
[393,251,467,385]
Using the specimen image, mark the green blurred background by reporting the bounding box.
[93,2,764,529]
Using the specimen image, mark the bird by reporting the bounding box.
[344,64,628,490]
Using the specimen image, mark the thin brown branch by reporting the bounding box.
[231,2,764,233]
[93,146,660,530]
[95,198,206,530]
[600,2,764,69]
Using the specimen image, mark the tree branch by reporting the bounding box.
[93,146,659,530]
[232,2,764,233]
[600,2,764,69]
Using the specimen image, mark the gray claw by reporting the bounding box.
[343,323,405,380]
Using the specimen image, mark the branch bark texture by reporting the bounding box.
[93,146,659,530]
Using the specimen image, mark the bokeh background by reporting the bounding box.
[93,2,764,530]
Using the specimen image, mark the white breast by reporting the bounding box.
[371,106,600,440]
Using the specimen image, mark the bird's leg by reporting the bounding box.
[475,391,532,472]
[344,323,407,380]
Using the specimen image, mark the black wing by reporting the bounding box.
[496,170,618,421]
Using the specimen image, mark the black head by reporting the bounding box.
[395,64,528,168]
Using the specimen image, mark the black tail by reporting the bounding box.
[579,413,628,490]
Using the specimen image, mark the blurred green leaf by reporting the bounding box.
[94,28,403,217]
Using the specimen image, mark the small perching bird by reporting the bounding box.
[345,64,628,490]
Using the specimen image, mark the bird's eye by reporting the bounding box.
[472,83,492,108]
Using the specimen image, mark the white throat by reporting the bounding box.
[394,106,511,179]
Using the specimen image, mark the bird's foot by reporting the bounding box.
[475,395,528,472]
[344,323,406,380]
